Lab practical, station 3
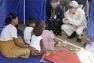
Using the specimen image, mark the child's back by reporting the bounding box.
[30,26,47,63]
[24,27,33,44]
[41,30,55,50]
[30,26,43,51]
[23,18,36,45]
[30,35,42,52]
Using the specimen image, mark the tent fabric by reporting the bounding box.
[25,0,46,23]
[0,0,24,26]
[86,0,94,41]
[0,53,52,63]
[0,0,46,26]
[45,50,81,63]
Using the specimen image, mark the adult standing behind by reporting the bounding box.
[59,0,71,11]
[61,1,87,42]
[0,13,36,58]
[47,0,64,36]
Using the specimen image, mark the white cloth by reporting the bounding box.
[30,35,42,52]
[85,42,94,52]
[65,8,87,26]
[61,8,87,38]
[0,24,17,41]
[78,5,83,9]
[23,27,33,44]
[69,1,79,8]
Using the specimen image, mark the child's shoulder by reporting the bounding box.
[25,27,33,29]
[43,30,50,32]
[43,30,53,34]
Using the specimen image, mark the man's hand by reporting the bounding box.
[64,12,69,20]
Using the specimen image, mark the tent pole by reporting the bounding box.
[24,0,25,24]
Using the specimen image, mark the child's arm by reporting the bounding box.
[53,37,62,44]
[53,37,64,47]
[40,39,44,50]
[31,30,34,37]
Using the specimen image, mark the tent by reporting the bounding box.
[0,0,46,27]
[0,1,51,63]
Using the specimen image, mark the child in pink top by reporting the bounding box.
[42,30,55,50]
[37,21,64,51]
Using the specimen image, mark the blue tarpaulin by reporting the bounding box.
[0,0,24,26]
[0,0,46,27]
[0,0,48,63]
[25,0,46,23]
[0,53,52,63]
[85,0,94,51]
[86,0,94,41]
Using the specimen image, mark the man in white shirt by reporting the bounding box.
[61,1,87,42]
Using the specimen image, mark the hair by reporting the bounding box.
[33,26,43,36]
[5,13,17,24]
[26,18,36,26]
[36,20,45,28]
[50,0,58,2]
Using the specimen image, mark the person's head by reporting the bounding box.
[5,13,18,26]
[26,18,36,28]
[33,26,43,36]
[50,0,59,8]
[68,1,78,14]
[37,20,46,30]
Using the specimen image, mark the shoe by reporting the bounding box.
[84,42,86,48]
[67,32,77,39]
[77,38,82,43]
[58,33,62,36]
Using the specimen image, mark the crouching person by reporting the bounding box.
[61,1,87,42]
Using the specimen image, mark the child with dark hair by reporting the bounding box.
[30,26,47,63]
[24,18,36,45]
[37,21,64,51]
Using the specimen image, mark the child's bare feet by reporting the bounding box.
[40,59,47,63]
[46,52,51,56]
[55,42,64,47]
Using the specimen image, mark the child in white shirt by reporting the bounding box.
[24,18,36,45]
[30,26,47,63]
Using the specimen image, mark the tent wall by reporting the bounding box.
[86,0,94,41]
[0,0,24,26]
[0,0,46,27]
[25,0,46,22]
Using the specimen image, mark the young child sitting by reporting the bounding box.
[37,21,64,51]
[30,26,47,63]
[23,18,36,45]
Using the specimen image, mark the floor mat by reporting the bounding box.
[0,53,52,63]
[45,50,81,63]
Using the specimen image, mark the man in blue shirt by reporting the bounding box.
[46,0,64,36]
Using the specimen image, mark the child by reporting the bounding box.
[30,26,47,63]
[24,18,36,45]
[37,21,64,51]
